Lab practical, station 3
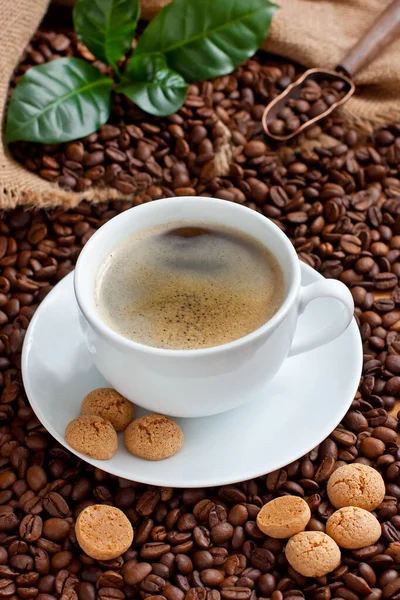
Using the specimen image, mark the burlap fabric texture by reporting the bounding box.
[1,0,399,210]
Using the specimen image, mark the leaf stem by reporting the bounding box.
[112,63,123,81]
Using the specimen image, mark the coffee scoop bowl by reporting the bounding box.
[262,0,400,142]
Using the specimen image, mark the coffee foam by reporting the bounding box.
[95,223,285,350]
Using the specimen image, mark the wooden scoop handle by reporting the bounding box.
[337,0,400,77]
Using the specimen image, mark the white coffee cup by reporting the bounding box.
[74,196,354,418]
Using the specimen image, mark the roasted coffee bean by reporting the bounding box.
[175,555,193,576]
[359,563,376,587]
[343,411,369,432]
[42,493,69,517]
[211,523,233,544]
[122,562,152,585]
[19,514,42,542]
[250,549,275,572]
[0,579,16,596]
[227,505,248,527]
[137,491,160,517]
[141,573,166,594]
[314,456,336,482]
[97,572,123,589]
[177,514,197,532]
[382,578,400,598]
[344,573,372,595]
[221,588,251,600]
[52,552,73,570]
[42,518,70,540]
[26,465,47,491]
[192,552,213,571]
[141,543,171,560]
[0,513,18,530]
[193,501,214,523]
[10,554,34,571]
[168,531,191,545]
[163,584,185,600]
[185,589,206,600]
[76,583,95,600]
[360,436,386,458]
[330,428,357,447]
[97,588,123,600]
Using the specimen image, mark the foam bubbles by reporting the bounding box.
[95,222,285,349]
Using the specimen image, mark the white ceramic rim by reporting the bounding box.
[74,197,301,357]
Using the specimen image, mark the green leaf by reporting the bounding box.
[73,0,140,67]
[118,54,187,117]
[5,58,113,144]
[135,0,278,82]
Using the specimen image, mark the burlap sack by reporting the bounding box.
[1,0,400,210]
[0,0,123,210]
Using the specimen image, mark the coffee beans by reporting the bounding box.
[267,76,350,138]
[3,21,400,600]
[42,493,69,517]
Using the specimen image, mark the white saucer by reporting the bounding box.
[22,263,362,488]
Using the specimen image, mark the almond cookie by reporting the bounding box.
[326,506,382,550]
[65,415,117,460]
[75,504,133,560]
[81,388,134,431]
[285,531,341,577]
[327,463,385,510]
[124,414,183,460]
[256,496,311,538]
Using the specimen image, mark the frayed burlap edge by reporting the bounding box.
[339,103,400,136]
[1,147,133,211]
[1,173,133,211]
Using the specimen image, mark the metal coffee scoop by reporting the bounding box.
[262,0,400,142]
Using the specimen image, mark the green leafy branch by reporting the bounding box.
[5,0,277,145]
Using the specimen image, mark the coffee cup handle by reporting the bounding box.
[288,279,354,357]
